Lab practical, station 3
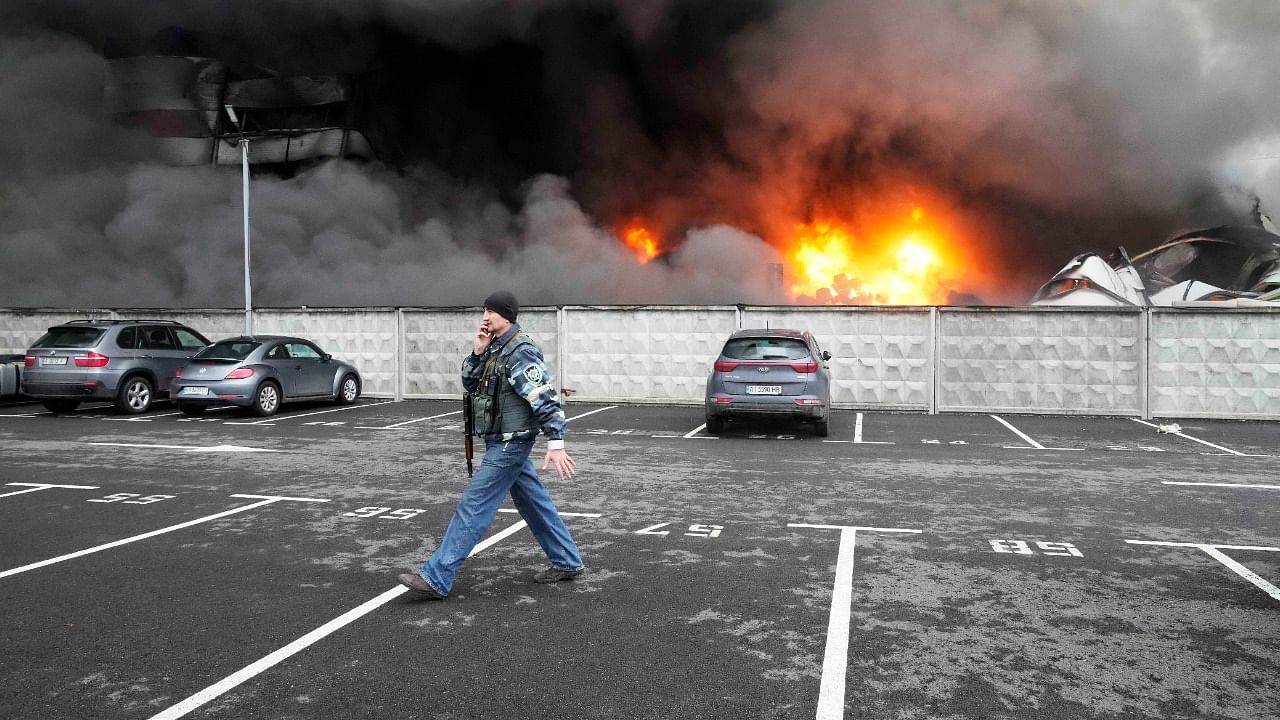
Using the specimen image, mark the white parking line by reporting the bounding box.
[356,409,462,430]
[0,482,99,498]
[989,415,1045,449]
[89,442,281,454]
[0,495,327,579]
[1126,539,1280,602]
[1130,419,1251,456]
[1162,481,1280,490]
[683,423,720,439]
[499,508,603,517]
[105,409,188,423]
[147,518,532,720]
[225,400,396,426]
[789,524,922,720]
[566,405,618,422]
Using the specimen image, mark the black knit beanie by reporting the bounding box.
[483,290,519,322]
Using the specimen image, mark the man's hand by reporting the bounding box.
[473,323,494,355]
[541,448,576,479]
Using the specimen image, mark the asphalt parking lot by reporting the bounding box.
[1,398,1277,720]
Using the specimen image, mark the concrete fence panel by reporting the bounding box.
[401,308,559,398]
[252,309,399,397]
[562,306,737,403]
[1149,309,1280,419]
[937,308,1144,415]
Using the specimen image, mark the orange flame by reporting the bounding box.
[785,206,962,304]
[620,224,659,263]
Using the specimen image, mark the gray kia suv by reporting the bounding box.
[22,320,211,414]
[704,328,833,436]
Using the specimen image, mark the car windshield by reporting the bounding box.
[196,340,261,360]
[722,337,810,361]
[31,327,104,349]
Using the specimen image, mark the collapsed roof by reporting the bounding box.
[1031,225,1280,307]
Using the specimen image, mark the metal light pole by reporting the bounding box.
[225,105,253,335]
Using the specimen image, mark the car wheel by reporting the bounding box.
[705,416,724,435]
[813,419,829,437]
[251,381,281,417]
[336,374,360,405]
[41,399,81,414]
[115,375,153,414]
[177,402,207,417]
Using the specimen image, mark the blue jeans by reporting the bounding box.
[419,438,583,596]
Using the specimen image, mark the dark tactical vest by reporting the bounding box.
[471,332,538,437]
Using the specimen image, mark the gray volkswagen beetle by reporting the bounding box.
[172,335,361,417]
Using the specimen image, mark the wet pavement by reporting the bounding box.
[0,398,1277,719]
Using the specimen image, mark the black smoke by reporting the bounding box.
[1,0,1277,307]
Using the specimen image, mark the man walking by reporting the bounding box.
[399,291,584,600]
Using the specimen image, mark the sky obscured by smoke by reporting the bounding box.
[1,0,1277,307]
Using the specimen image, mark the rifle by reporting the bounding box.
[462,391,475,477]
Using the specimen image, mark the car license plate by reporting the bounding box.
[179,386,210,396]
[41,357,67,366]
[746,385,782,395]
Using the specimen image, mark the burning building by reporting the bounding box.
[0,2,1277,308]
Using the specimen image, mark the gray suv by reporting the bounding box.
[22,320,211,414]
[704,328,833,436]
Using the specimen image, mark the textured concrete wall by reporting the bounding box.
[4,306,1279,418]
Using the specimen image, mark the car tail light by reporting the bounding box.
[225,368,255,380]
[23,356,35,367]
[174,367,183,378]
[74,352,109,368]
[790,361,819,373]
[713,360,738,372]
[712,397,733,404]
[794,398,824,405]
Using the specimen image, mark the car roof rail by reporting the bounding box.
[123,319,182,325]
[61,319,116,325]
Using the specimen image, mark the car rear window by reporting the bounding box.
[196,340,260,360]
[31,327,105,349]
[721,337,811,361]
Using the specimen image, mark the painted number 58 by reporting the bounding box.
[344,507,426,520]
[990,539,1083,557]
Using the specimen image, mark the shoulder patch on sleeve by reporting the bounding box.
[523,365,544,385]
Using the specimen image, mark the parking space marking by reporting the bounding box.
[498,508,603,518]
[565,405,619,422]
[0,495,327,579]
[147,518,533,720]
[225,400,397,426]
[1163,481,1280,490]
[989,414,1047,449]
[682,423,718,439]
[1126,539,1280,602]
[0,482,99,498]
[355,409,462,430]
[1129,419,1255,456]
[823,413,894,444]
[789,524,923,720]
[89,442,282,454]
[105,409,185,422]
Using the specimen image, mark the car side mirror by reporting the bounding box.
[821,350,831,361]
[321,353,332,362]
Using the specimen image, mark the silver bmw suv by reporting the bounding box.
[22,320,211,414]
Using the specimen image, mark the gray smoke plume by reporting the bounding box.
[1,0,1277,307]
